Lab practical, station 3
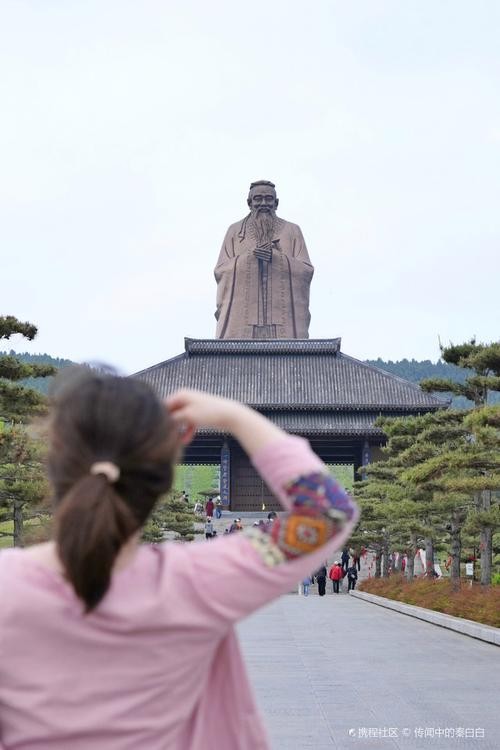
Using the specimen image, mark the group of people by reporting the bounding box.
[204,515,246,538]
[205,510,279,539]
[193,495,223,519]
[301,548,360,596]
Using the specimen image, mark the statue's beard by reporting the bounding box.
[252,209,276,245]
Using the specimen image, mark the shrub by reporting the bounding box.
[359,575,500,628]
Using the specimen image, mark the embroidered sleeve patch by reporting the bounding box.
[243,471,354,567]
[286,472,355,521]
[244,526,287,567]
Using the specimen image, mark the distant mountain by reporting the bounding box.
[364,358,499,408]
[3,351,498,407]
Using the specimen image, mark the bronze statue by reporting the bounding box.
[214,180,314,339]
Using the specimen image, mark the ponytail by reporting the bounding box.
[48,368,178,613]
[56,474,137,612]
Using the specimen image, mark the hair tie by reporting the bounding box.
[90,461,120,483]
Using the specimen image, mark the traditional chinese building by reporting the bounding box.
[134,338,447,511]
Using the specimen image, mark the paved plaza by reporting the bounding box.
[238,594,499,750]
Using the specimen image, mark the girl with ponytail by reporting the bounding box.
[0,367,358,749]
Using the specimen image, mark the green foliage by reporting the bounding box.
[174,465,219,502]
[328,464,354,490]
[0,351,73,396]
[0,318,57,546]
[420,339,500,407]
[0,381,49,422]
[357,341,500,585]
[0,317,37,341]
[366,356,500,408]
[142,491,198,543]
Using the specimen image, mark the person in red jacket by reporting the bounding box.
[329,561,343,593]
[205,498,215,518]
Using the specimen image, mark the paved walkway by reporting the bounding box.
[238,594,499,750]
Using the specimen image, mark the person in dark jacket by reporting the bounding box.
[346,564,358,591]
[341,548,350,574]
[313,565,327,596]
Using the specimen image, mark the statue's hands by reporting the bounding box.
[254,243,273,262]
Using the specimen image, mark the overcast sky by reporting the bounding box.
[1,0,499,374]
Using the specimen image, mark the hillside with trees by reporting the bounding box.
[365,358,500,408]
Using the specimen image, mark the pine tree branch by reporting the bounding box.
[0,316,37,341]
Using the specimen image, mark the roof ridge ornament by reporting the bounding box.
[184,338,342,355]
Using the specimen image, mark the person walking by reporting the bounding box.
[302,576,312,596]
[329,560,343,593]
[346,563,358,591]
[204,518,214,539]
[205,497,215,519]
[215,498,222,519]
[313,564,327,596]
[341,547,350,574]
[229,517,243,533]
[352,551,361,571]
[0,369,358,749]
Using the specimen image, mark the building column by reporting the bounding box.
[220,441,231,507]
[361,440,371,480]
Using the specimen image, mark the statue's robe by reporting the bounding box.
[214,214,314,339]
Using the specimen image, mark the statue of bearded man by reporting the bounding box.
[214,180,314,339]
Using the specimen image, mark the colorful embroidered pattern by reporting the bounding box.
[286,472,355,521]
[244,471,354,567]
[244,526,286,566]
[269,513,337,559]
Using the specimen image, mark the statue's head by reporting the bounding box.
[247,180,279,216]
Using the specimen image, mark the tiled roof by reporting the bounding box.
[134,338,448,412]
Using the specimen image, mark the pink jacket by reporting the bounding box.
[0,436,358,749]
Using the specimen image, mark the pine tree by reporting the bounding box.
[142,490,198,543]
[0,317,57,546]
[420,340,500,407]
[354,410,469,581]
[420,340,500,584]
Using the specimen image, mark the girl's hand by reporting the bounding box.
[166,390,245,445]
[166,389,285,455]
